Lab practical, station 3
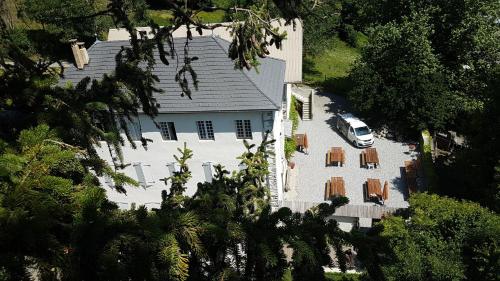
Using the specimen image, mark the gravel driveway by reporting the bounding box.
[284,90,411,209]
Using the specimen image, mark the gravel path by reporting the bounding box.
[285,90,411,208]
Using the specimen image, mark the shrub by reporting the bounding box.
[285,96,300,160]
[421,130,438,192]
[284,137,297,160]
[290,96,300,131]
[339,24,357,47]
[325,272,361,281]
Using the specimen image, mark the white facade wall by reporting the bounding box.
[272,108,286,203]
[285,83,292,119]
[97,111,284,208]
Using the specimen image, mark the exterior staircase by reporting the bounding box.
[302,96,312,121]
[291,86,313,121]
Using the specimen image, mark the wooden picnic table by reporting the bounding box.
[404,160,418,194]
[325,177,345,200]
[366,178,382,199]
[361,148,379,168]
[295,133,309,153]
[326,147,345,166]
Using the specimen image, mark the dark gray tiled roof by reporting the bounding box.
[61,36,285,112]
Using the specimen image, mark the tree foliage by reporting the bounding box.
[21,0,114,40]
[347,0,500,211]
[348,0,500,132]
[0,125,351,280]
[433,64,500,211]
[0,0,357,280]
[356,193,500,281]
[300,0,341,54]
[0,125,83,279]
[348,13,455,132]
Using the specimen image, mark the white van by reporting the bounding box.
[336,113,374,147]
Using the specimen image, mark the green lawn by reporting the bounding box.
[147,10,174,26]
[325,272,361,281]
[281,269,361,281]
[194,10,226,23]
[303,35,365,95]
[148,9,226,26]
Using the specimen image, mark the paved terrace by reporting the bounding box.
[283,90,412,211]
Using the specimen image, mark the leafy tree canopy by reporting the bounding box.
[0,126,352,281]
[356,193,500,281]
[0,1,359,280]
[348,0,499,133]
[301,0,341,54]
[348,13,456,132]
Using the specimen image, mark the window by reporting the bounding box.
[235,120,252,139]
[196,121,214,140]
[159,122,178,140]
[354,126,371,136]
[126,119,141,141]
[93,118,105,141]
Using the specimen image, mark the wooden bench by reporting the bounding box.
[404,160,418,194]
[325,180,331,200]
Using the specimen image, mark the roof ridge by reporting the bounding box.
[211,36,280,109]
[262,55,286,63]
[103,35,217,43]
[87,39,103,52]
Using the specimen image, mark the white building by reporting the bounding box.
[107,19,303,83]
[63,34,300,209]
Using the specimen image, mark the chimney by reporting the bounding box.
[70,39,89,69]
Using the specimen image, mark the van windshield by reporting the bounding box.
[355,126,371,136]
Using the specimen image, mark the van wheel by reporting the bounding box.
[352,140,357,148]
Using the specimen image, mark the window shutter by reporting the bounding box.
[166,162,181,177]
[104,174,114,187]
[238,163,247,171]
[143,164,155,186]
[133,162,154,187]
[202,162,213,183]
[116,202,129,209]
[133,163,146,187]
[166,162,175,177]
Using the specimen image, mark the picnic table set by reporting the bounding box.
[322,146,390,204]
[295,132,419,204]
[294,133,309,154]
[404,158,421,194]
